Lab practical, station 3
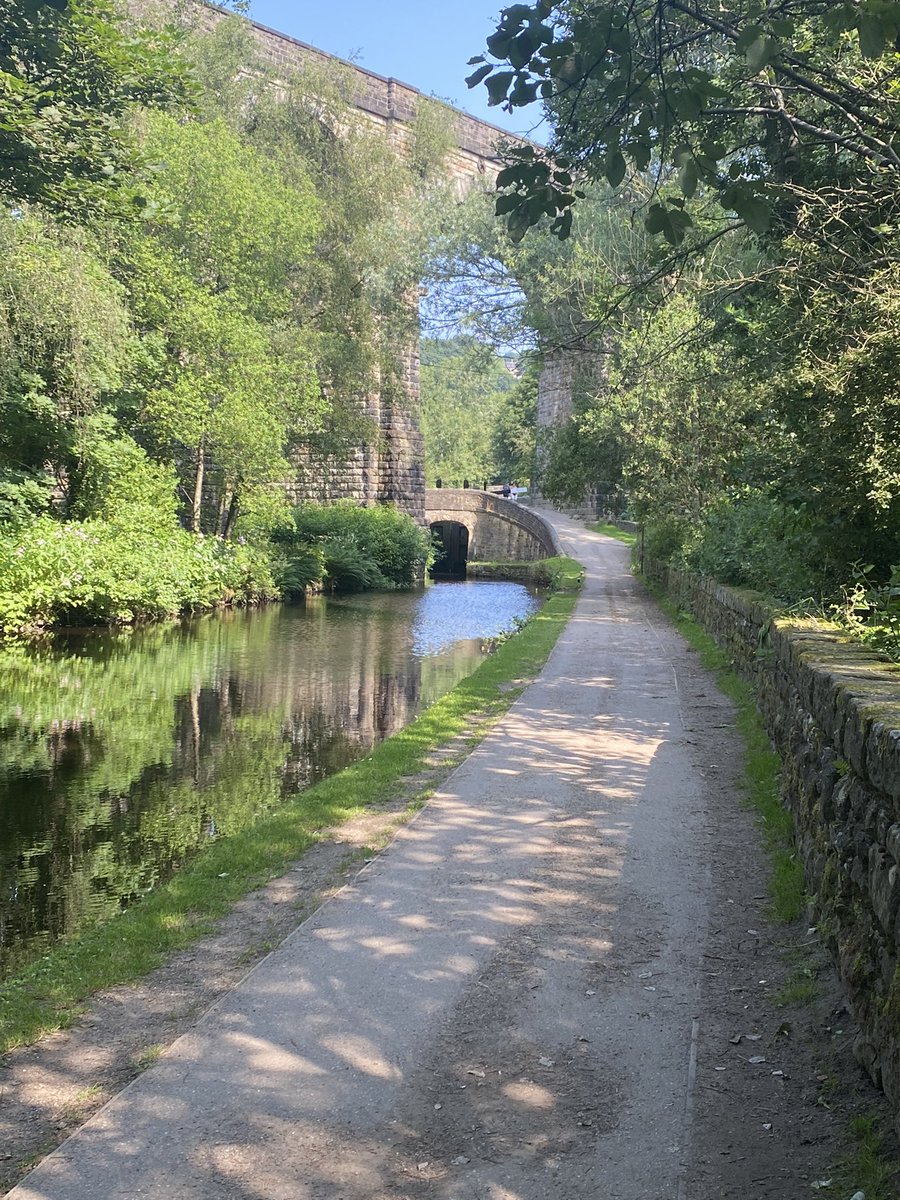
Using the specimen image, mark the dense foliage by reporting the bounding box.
[0,2,453,631]
[420,337,523,486]
[471,1,900,244]
[439,1,900,658]
[0,0,192,218]
[272,503,432,594]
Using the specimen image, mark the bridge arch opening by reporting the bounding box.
[429,521,469,579]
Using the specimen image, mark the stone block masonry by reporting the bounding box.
[643,557,900,1134]
[424,489,561,562]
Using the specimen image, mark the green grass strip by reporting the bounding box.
[833,1114,900,1200]
[0,563,582,1055]
[586,520,638,546]
[643,579,806,924]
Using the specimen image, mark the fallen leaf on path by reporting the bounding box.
[748,1056,766,1064]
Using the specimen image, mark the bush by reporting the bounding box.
[274,502,431,593]
[829,564,900,662]
[0,513,277,633]
[682,492,827,602]
[322,541,383,592]
[276,544,325,596]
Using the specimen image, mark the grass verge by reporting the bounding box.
[0,560,583,1056]
[586,521,638,546]
[642,579,806,923]
[833,1114,900,1200]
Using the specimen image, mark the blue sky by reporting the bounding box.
[246,0,544,139]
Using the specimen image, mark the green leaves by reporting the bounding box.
[721,184,771,234]
[0,0,193,219]
[493,145,582,242]
[605,148,627,188]
[473,0,900,247]
[485,70,515,106]
[464,62,492,88]
[644,201,693,245]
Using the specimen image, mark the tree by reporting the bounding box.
[470,1,900,244]
[0,209,135,508]
[120,113,324,534]
[0,0,192,218]
[420,337,516,485]
[179,14,458,472]
[492,366,538,486]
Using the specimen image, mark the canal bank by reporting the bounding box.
[2,520,895,1198]
[0,568,582,1191]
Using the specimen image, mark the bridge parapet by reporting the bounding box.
[425,489,561,563]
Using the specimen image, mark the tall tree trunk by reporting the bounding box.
[215,488,228,538]
[191,439,205,534]
[222,488,240,541]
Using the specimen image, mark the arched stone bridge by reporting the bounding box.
[425,489,561,569]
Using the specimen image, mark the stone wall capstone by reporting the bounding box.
[644,556,900,1133]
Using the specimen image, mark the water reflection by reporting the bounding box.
[0,583,538,979]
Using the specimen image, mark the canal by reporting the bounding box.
[0,582,539,980]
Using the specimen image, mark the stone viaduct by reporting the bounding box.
[182,4,518,528]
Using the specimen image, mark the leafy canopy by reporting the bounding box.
[0,0,192,218]
[470,1,900,243]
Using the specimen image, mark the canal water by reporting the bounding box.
[0,582,539,980]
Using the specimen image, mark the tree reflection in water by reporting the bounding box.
[0,583,537,978]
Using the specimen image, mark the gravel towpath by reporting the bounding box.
[7,513,864,1199]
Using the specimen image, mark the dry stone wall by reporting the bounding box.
[644,557,900,1132]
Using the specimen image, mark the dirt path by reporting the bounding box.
[2,515,894,1199]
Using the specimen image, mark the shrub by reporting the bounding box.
[0,513,277,633]
[322,541,383,591]
[682,492,827,602]
[274,502,431,593]
[829,563,900,662]
[276,544,325,596]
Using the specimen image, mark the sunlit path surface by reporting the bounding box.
[9,511,739,1200]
